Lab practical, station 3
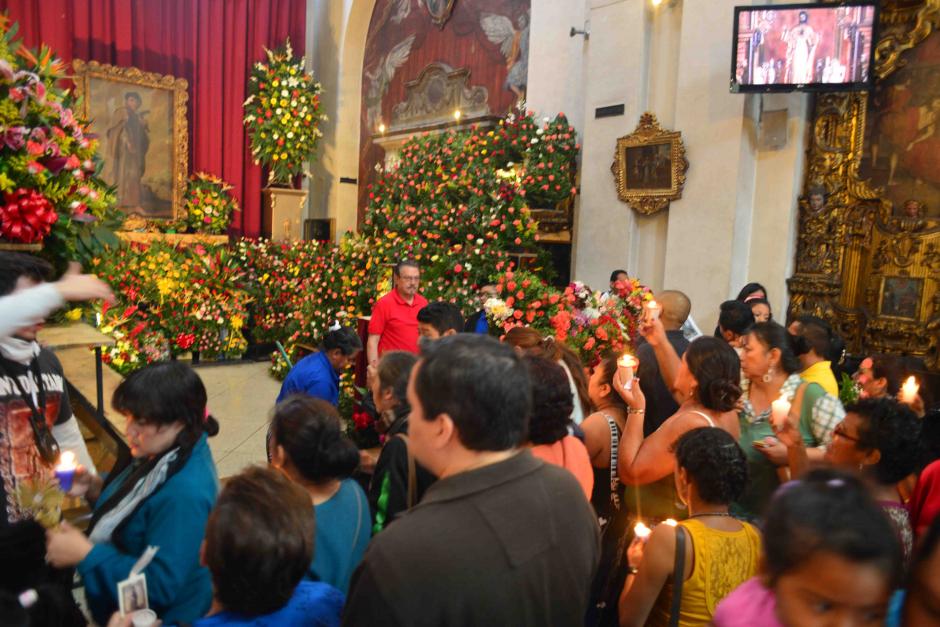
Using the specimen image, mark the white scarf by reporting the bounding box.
[89,448,180,544]
[0,336,40,365]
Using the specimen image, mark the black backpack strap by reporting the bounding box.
[668,524,686,627]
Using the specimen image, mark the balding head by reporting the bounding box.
[657,290,691,330]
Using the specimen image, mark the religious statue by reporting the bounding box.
[106,91,150,209]
[798,186,840,275]
[480,12,530,101]
[783,11,819,84]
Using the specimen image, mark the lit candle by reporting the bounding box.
[617,354,639,389]
[644,300,662,321]
[54,451,77,492]
[663,518,678,527]
[901,376,919,405]
[453,109,462,121]
[771,393,791,430]
[634,521,652,540]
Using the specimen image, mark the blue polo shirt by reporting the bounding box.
[277,351,339,405]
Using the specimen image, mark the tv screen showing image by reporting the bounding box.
[731,2,877,93]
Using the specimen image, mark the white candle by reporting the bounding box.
[901,376,919,404]
[771,393,791,430]
[634,521,652,540]
[618,354,639,389]
[644,300,662,321]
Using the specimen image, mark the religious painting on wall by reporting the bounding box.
[612,112,688,216]
[73,60,189,220]
[859,30,940,219]
[879,276,923,320]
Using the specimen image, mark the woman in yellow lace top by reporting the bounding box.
[618,428,761,627]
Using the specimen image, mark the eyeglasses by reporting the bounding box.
[832,423,861,444]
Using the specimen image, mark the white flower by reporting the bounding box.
[583,307,601,320]
[536,128,544,135]
[476,238,484,245]
[543,117,550,123]
[531,138,539,144]
[287,132,294,139]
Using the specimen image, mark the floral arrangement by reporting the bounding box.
[243,39,324,186]
[179,172,239,234]
[0,17,121,262]
[488,270,652,365]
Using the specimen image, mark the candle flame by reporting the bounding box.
[618,354,638,368]
[57,451,76,470]
[663,518,678,527]
[634,521,652,539]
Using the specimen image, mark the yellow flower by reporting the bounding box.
[231,315,244,331]
[64,308,83,321]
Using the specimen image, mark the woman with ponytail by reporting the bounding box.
[614,328,743,492]
[269,395,370,594]
[45,361,219,625]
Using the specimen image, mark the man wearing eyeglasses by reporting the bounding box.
[367,260,428,365]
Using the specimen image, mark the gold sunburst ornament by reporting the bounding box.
[15,477,64,529]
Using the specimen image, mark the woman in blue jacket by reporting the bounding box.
[45,362,219,625]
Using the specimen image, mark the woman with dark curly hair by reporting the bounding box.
[619,428,761,627]
[523,355,593,499]
[614,326,743,488]
[776,397,921,564]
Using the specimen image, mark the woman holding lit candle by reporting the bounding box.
[736,322,844,520]
[613,326,742,491]
[44,362,219,625]
[619,428,761,627]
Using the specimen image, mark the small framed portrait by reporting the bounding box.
[879,276,923,320]
[118,573,149,615]
[612,112,688,216]
[72,60,189,221]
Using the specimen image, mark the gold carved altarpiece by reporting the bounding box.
[787,0,940,370]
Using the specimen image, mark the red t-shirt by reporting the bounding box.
[368,290,428,356]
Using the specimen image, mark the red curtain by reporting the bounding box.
[0,0,307,236]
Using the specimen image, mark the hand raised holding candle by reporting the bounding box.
[638,316,667,347]
[614,370,646,411]
[67,465,103,501]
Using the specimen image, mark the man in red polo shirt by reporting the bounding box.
[367,260,427,364]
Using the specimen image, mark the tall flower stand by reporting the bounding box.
[263,187,307,241]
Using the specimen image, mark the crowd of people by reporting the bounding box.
[1,252,939,627]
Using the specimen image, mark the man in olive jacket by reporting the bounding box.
[343,335,600,626]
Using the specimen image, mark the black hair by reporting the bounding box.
[414,334,531,451]
[377,351,418,409]
[320,327,362,356]
[205,466,313,616]
[272,395,360,482]
[718,300,755,336]
[112,361,219,439]
[609,269,629,283]
[870,354,906,396]
[674,428,748,504]
[792,315,833,359]
[748,298,772,318]
[845,398,922,485]
[686,337,742,412]
[594,354,628,412]
[124,92,142,104]
[762,469,903,587]
[747,321,802,375]
[417,301,465,335]
[523,355,573,445]
[736,282,767,302]
[0,253,52,297]
[393,258,419,277]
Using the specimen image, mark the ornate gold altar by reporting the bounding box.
[787,0,940,370]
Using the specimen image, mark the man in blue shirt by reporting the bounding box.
[277,327,362,405]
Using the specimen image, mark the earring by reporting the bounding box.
[762,366,774,384]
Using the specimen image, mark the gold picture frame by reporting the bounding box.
[72,60,189,221]
[611,112,688,216]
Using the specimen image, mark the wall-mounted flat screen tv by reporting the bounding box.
[731,2,878,93]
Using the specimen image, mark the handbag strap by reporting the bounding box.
[603,413,621,510]
[669,524,687,627]
[395,433,417,509]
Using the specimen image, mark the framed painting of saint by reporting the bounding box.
[879,276,923,320]
[612,112,688,216]
[72,60,188,220]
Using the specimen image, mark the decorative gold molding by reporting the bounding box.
[390,63,490,132]
[788,0,940,370]
[611,113,688,216]
[72,60,189,224]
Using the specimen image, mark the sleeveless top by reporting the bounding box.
[647,518,763,627]
[591,413,622,523]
